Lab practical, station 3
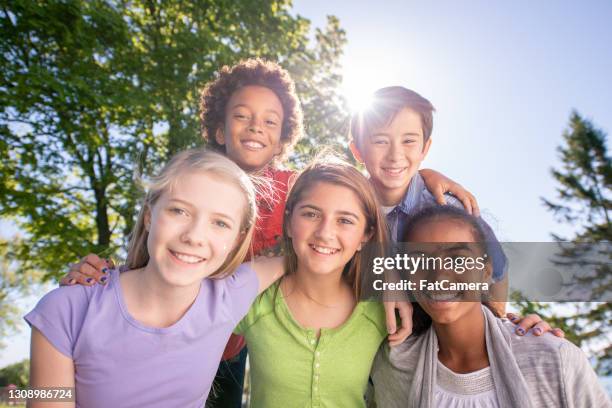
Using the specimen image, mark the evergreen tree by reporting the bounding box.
[517,111,611,374]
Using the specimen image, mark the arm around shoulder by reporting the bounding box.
[249,256,284,295]
[28,327,75,408]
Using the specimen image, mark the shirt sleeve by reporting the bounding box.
[24,285,90,359]
[233,284,276,335]
[225,263,259,326]
[559,341,612,408]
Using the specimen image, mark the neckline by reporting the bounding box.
[112,268,205,334]
[274,281,363,336]
[436,359,495,395]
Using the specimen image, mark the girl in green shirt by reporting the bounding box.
[235,158,395,407]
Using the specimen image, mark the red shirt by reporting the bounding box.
[222,167,294,360]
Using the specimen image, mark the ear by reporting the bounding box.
[215,127,226,146]
[144,208,151,232]
[482,257,493,283]
[421,137,432,158]
[273,139,283,156]
[349,141,364,164]
[286,219,292,239]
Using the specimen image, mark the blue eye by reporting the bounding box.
[214,220,230,229]
[265,119,277,126]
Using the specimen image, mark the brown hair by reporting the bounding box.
[126,149,257,279]
[200,58,303,163]
[349,86,435,150]
[280,155,389,299]
[402,205,500,335]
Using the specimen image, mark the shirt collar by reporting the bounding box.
[396,172,425,214]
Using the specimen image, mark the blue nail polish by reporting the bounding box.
[534,328,542,335]
[100,276,107,283]
[102,267,108,274]
[86,277,93,283]
[517,328,525,335]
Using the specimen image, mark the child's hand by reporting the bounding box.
[419,169,480,216]
[384,301,413,347]
[506,312,565,338]
[60,254,113,286]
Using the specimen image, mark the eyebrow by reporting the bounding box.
[444,244,473,252]
[297,204,361,220]
[230,104,282,118]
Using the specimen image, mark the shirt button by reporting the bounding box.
[315,363,320,368]
[310,339,315,345]
[315,351,320,357]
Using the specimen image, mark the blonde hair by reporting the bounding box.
[281,155,389,299]
[126,148,257,278]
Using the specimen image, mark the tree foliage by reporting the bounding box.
[0,359,29,388]
[0,1,347,281]
[516,111,611,375]
[0,239,42,348]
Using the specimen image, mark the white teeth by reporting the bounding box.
[310,244,339,255]
[383,168,406,175]
[172,251,204,264]
[426,291,461,301]
[243,140,264,149]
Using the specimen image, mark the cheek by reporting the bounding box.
[212,231,240,257]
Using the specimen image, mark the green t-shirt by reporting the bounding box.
[235,282,387,408]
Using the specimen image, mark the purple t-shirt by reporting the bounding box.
[25,265,258,408]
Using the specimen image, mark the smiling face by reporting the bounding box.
[357,108,431,206]
[409,217,491,325]
[145,171,246,288]
[288,182,372,278]
[215,85,284,172]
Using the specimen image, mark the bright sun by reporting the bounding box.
[341,66,383,113]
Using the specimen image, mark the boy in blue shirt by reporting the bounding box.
[349,86,542,329]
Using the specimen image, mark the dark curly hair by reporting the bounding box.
[200,58,303,163]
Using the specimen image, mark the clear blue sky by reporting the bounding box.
[2,1,611,368]
[294,0,612,242]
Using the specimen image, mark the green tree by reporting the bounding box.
[0,359,29,388]
[0,1,348,281]
[516,111,611,374]
[0,239,42,349]
[286,15,350,167]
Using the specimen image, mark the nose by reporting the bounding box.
[314,216,335,242]
[248,115,263,134]
[181,217,209,247]
[386,139,403,162]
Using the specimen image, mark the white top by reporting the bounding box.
[433,360,500,408]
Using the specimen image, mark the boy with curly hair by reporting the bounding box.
[200,58,302,407]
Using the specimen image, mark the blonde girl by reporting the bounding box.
[26,149,282,408]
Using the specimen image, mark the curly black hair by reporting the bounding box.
[199,58,303,162]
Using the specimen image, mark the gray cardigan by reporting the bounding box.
[371,306,611,408]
